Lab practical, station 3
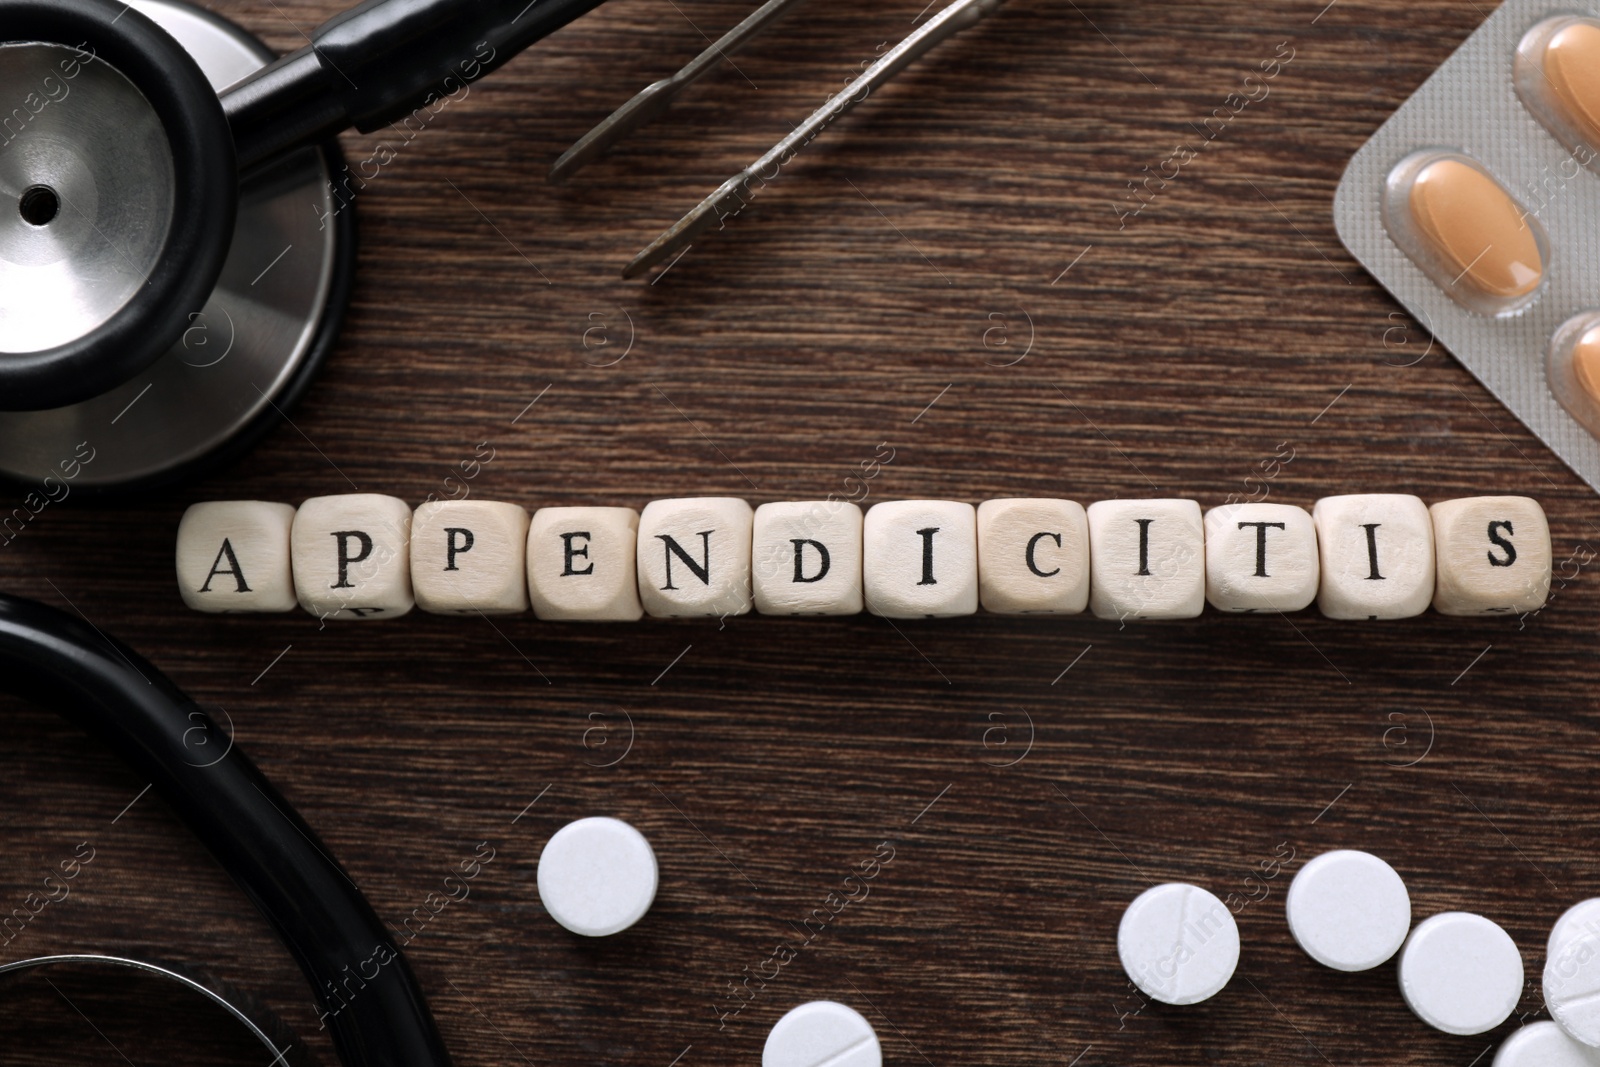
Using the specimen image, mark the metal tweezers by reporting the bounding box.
[548,0,1009,277]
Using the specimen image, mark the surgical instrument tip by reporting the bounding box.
[622,177,748,279]
[551,0,812,184]
[623,0,1009,278]
[551,78,678,184]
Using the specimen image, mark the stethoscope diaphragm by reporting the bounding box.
[0,0,352,491]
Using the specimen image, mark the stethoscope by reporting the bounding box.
[0,0,606,490]
[0,0,1010,491]
[1,5,587,1052]
[0,591,452,1067]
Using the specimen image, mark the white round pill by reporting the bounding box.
[1398,912,1523,1035]
[1550,899,1600,958]
[1284,849,1411,971]
[536,816,657,937]
[1493,1021,1600,1067]
[1117,882,1240,1006]
[1546,899,1600,1047]
[763,1001,881,1067]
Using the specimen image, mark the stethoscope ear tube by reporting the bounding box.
[0,594,451,1067]
[223,0,612,171]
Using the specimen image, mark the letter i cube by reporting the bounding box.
[862,501,978,618]
[1313,494,1434,619]
[1086,499,1205,620]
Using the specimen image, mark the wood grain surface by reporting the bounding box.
[3,0,1597,1064]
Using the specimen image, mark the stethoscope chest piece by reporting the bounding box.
[0,0,353,490]
[0,41,174,354]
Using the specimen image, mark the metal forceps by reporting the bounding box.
[550,0,1010,277]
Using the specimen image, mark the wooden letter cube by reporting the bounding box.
[176,501,297,613]
[976,498,1089,615]
[636,498,753,618]
[528,507,644,622]
[1203,502,1319,613]
[1313,494,1434,620]
[752,501,864,615]
[863,500,978,618]
[1429,496,1551,615]
[1087,499,1205,620]
[291,494,414,621]
[411,500,530,615]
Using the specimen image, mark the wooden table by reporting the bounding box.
[3,0,1594,1063]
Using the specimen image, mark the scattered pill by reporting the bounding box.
[1546,899,1600,1047]
[1493,1021,1600,1067]
[763,1001,881,1067]
[1550,899,1600,958]
[1285,850,1410,972]
[1117,883,1240,1006]
[1398,912,1523,1035]
[536,816,657,937]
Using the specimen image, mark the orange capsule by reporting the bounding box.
[1547,312,1600,429]
[1569,322,1600,408]
[1517,17,1600,160]
[1385,152,1545,314]
[1540,20,1600,146]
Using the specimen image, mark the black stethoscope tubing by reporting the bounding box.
[0,592,451,1067]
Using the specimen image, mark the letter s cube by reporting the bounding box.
[1430,496,1550,615]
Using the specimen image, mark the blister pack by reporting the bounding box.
[1335,0,1600,491]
